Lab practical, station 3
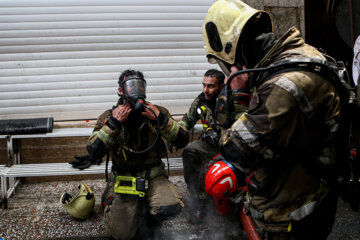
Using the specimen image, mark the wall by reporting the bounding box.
[244,0,304,38]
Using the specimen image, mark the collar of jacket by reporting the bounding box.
[197,92,216,112]
[255,26,305,69]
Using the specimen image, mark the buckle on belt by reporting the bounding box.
[114,176,148,197]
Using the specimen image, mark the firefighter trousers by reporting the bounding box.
[103,174,183,240]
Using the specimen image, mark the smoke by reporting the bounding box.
[146,176,248,240]
[159,196,247,240]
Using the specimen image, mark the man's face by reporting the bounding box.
[203,76,222,100]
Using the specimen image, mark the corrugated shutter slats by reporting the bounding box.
[0,0,216,120]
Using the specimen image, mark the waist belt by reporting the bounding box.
[111,161,165,181]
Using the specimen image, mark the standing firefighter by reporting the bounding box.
[202,0,347,239]
[178,69,225,224]
[78,69,189,239]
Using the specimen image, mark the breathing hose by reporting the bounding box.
[216,58,348,128]
[126,104,161,155]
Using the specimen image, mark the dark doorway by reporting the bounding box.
[305,0,360,85]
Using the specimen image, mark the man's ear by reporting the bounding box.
[118,87,123,95]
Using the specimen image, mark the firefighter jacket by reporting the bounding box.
[87,105,189,175]
[220,27,342,232]
[178,92,217,132]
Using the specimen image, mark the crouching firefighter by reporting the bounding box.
[178,69,225,224]
[85,69,189,240]
[202,0,357,239]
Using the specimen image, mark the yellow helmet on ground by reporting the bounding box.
[202,0,273,67]
[60,183,95,219]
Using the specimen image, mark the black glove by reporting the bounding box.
[69,154,102,170]
[200,128,220,149]
[167,142,174,154]
[203,153,224,172]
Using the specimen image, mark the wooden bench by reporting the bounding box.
[0,128,95,209]
[0,127,189,209]
[0,158,182,208]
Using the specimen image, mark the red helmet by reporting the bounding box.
[205,160,239,199]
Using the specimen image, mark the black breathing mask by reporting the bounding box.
[121,75,147,113]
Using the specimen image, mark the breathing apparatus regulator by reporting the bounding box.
[116,75,160,154]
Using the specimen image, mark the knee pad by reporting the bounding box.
[182,148,200,161]
[153,203,182,221]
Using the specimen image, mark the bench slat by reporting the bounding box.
[10,128,93,139]
[3,158,183,177]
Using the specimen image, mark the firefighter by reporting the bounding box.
[202,0,342,239]
[178,69,225,224]
[82,69,189,239]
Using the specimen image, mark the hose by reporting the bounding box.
[240,207,261,240]
[127,104,160,154]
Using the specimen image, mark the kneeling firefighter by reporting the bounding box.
[202,0,356,239]
[82,69,189,239]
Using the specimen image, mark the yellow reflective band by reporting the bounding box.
[287,222,292,232]
[199,105,206,115]
[90,131,97,139]
[178,120,190,129]
[97,129,115,147]
[240,113,247,121]
[164,120,180,141]
[122,149,127,161]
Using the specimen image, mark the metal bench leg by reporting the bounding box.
[7,178,20,201]
[5,137,21,203]
[1,175,8,209]
[7,136,13,166]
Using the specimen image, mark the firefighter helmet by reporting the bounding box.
[202,0,273,66]
[60,183,95,219]
[205,160,240,199]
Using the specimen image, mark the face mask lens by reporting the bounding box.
[123,79,146,98]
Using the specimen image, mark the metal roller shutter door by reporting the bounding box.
[0,0,217,120]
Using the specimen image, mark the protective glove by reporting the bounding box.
[69,154,102,170]
[200,128,220,149]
